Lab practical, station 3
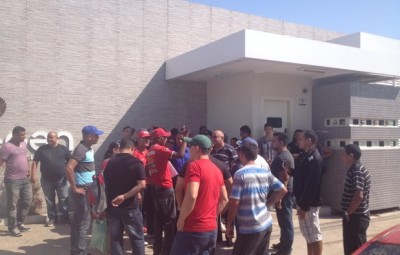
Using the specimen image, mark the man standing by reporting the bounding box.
[146,127,187,255]
[341,144,371,255]
[211,129,237,170]
[31,131,71,226]
[104,138,146,255]
[257,122,277,164]
[170,135,228,255]
[65,125,104,255]
[270,132,295,255]
[226,137,287,255]
[293,130,324,255]
[0,126,32,237]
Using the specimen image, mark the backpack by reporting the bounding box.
[86,172,107,219]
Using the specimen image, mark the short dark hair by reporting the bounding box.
[170,128,179,136]
[123,126,132,132]
[273,132,288,145]
[345,144,361,160]
[240,125,252,136]
[238,142,258,161]
[12,126,25,136]
[119,138,135,149]
[264,122,273,129]
[303,130,318,145]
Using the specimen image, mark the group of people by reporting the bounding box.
[0,123,371,255]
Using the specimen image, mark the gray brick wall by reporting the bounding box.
[0,0,344,216]
[314,82,400,211]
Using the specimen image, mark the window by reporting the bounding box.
[366,120,372,125]
[353,119,359,125]
[353,141,359,146]
[379,141,385,147]
[366,141,372,147]
[340,141,346,147]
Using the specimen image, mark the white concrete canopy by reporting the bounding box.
[166,29,400,82]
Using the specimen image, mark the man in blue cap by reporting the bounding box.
[65,125,104,255]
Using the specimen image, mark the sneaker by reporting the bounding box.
[17,224,31,232]
[46,219,54,227]
[271,243,282,250]
[9,228,22,237]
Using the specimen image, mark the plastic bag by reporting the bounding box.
[90,219,108,254]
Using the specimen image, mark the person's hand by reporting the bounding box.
[73,187,86,195]
[111,195,125,207]
[297,208,306,220]
[137,192,142,204]
[30,176,36,184]
[176,217,185,231]
[226,224,234,239]
[181,125,190,137]
[275,200,282,209]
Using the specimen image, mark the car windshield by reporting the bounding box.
[360,242,400,255]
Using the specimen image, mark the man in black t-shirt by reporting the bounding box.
[104,138,146,255]
[31,131,71,226]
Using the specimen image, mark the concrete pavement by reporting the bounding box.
[0,209,399,255]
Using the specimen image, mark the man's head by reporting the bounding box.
[47,131,59,147]
[151,127,171,146]
[292,129,304,144]
[119,138,135,153]
[12,126,26,143]
[212,130,225,147]
[199,125,207,135]
[342,144,361,165]
[272,132,288,151]
[122,126,132,139]
[239,125,252,139]
[136,129,151,148]
[236,137,258,163]
[82,125,104,145]
[297,130,318,152]
[184,135,212,160]
[264,122,274,138]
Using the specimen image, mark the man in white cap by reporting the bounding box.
[65,125,104,255]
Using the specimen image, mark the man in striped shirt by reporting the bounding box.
[341,144,371,255]
[226,137,287,255]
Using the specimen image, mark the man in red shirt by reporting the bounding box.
[146,127,188,255]
[170,135,229,255]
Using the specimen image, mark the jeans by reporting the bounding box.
[143,184,155,235]
[107,207,145,255]
[41,176,69,222]
[275,192,294,252]
[152,186,176,255]
[170,229,217,255]
[342,213,369,255]
[69,187,91,255]
[232,225,272,255]
[4,177,32,231]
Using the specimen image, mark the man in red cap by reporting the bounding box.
[146,127,188,255]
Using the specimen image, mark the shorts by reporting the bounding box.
[298,206,322,243]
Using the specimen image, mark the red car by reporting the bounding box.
[352,224,400,254]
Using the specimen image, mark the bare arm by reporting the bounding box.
[347,190,363,215]
[218,185,229,214]
[175,176,185,210]
[30,161,39,183]
[226,198,239,239]
[224,177,233,196]
[111,180,146,207]
[65,159,84,194]
[171,141,188,159]
[267,186,287,208]
[176,181,199,231]
[0,158,5,168]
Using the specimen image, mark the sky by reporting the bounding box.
[189,0,400,40]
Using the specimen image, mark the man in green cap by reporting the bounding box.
[170,135,229,255]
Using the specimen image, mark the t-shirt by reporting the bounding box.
[211,143,237,170]
[146,144,174,188]
[72,142,95,185]
[104,153,146,209]
[230,165,284,234]
[183,159,224,232]
[170,146,190,174]
[270,150,295,192]
[133,148,148,166]
[33,144,71,182]
[0,142,29,179]
[341,161,371,214]
[255,155,270,170]
[258,136,277,161]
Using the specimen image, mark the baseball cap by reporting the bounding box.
[184,135,212,152]
[137,129,151,138]
[151,127,171,138]
[236,137,258,147]
[82,125,104,135]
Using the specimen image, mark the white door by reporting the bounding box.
[262,99,290,134]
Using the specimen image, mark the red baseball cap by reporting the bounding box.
[137,130,151,138]
[151,128,171,138]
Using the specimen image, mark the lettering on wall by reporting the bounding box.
[0,131,74,152]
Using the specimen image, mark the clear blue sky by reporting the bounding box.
[189,0,400,40]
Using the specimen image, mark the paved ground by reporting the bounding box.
[0,209,399,255]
